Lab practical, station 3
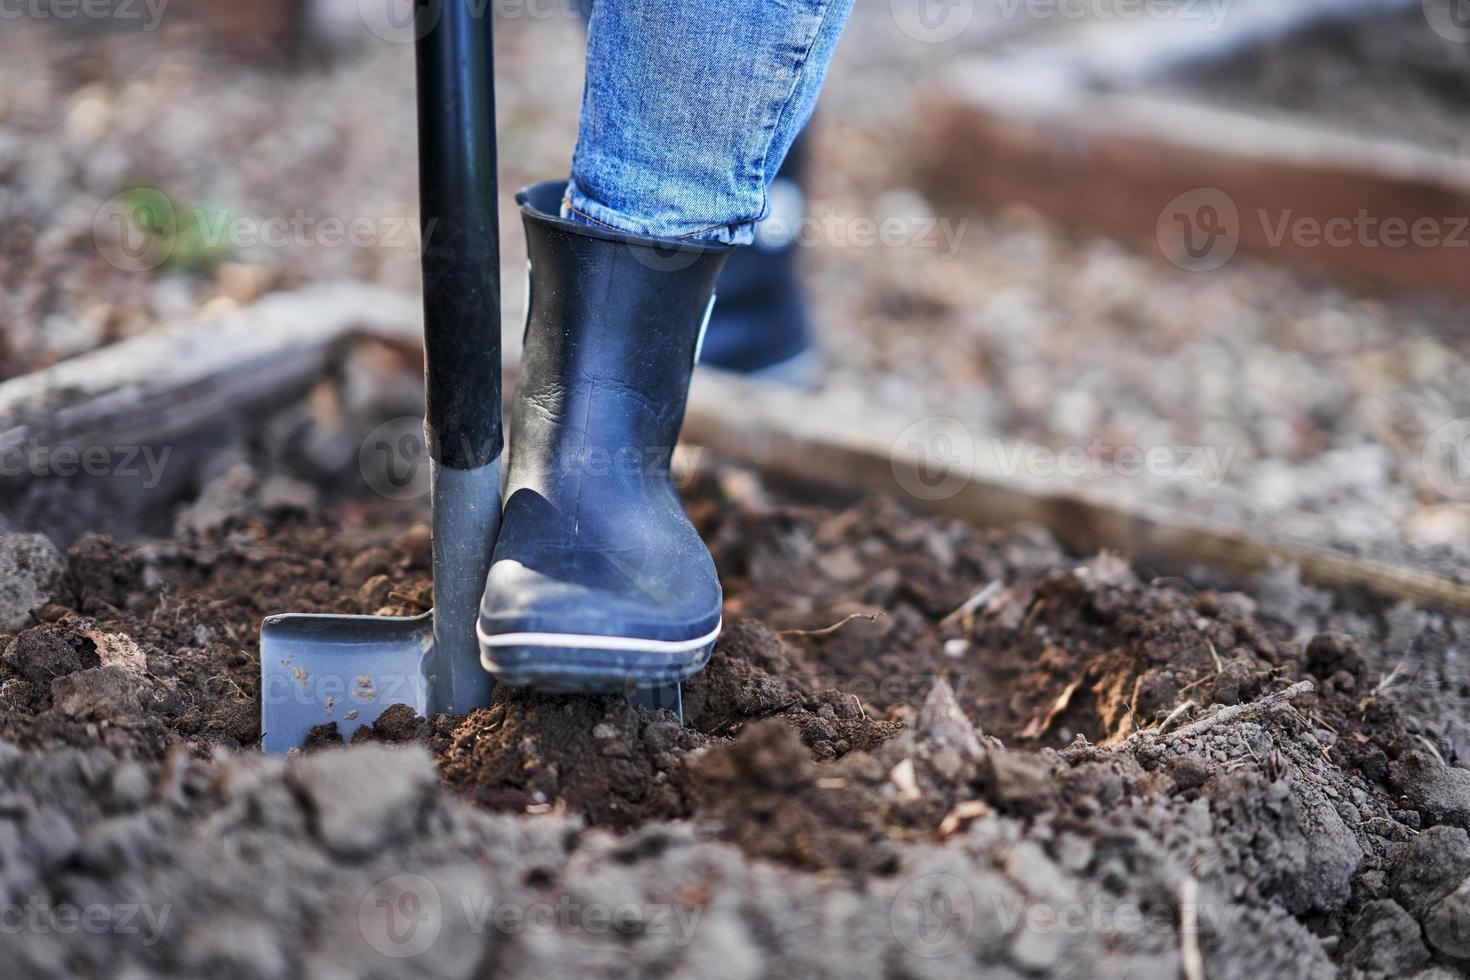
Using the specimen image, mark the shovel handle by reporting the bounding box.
[415,0,502,470]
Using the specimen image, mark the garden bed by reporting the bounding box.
[2,439,1469,976]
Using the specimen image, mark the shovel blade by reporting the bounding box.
[260,611,435,753]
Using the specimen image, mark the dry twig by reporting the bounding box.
[1157,700,1196,734]
[1033,679,1081,739]
[939,579,1003,628]
[779,612,885,638]
[1167,681,1314,741]
[1111,680,1314,749]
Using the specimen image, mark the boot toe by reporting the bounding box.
[477,529,721,691]
[478,552,721,642]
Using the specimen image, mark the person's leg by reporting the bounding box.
[479,0,854,692]
[696,128,818,380]
[568,0,832,379]
[565,0,854,244]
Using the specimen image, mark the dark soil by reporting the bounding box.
[3,461,1470,977]
[1172,1,1470,154]
[7,9,1470,976]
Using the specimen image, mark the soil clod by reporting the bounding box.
[0,470,1468,975]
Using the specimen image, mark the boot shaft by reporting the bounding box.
[510,182,732,493]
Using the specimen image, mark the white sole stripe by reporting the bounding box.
[477,619,722,655]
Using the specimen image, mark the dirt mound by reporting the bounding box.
[432,620,904,831]
[437,691,705,828]
[3,468,1470,975]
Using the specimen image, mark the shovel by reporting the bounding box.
[259,3,686,751]
[259,1,504,752]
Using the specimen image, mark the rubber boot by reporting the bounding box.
[477,181,731,691]
[699,129,819,385]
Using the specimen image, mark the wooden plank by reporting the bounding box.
[921,61,1470,297]
[5,283,1467,613]
[0,283,422,542]
[684,371,1470,614]
[0,282,420,451]
[998,0,1419,88]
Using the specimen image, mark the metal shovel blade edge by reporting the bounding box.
[259,610,436,754]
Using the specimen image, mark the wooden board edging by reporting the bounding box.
[6,284,1468,614]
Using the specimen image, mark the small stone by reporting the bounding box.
[8,629,93,687]
[1391,826,1470,917]
[984,751,1056,815]
[0,534,64,631]
[1211,659,1260,705]
[356,574,394,610]
[1168,752,1211,792]
[367,703,428,743]
[214,262,273,304]
[174,462,256,535]
[815,546,863,582]
[1425,879,1470,962]
[1215,592,1257,620]
[289,744,436,857]
[75,813,162,873]
[82,630,147,672]
[24,805,80,867]
[1384,601,1427,657]
[1390,752,1470,829]
[1003,840,1071,908]
[391,524,433,569]
[1305,632,1366,681]
[1053,831,1094,873]
[50,666,144,719]
[1011,916,1064,971]
[916,678,984,759]
[343,548,393,588]
[108,762,152,809]
[257,474,319,513]
[1341,900,1431,974]
[180,919,289,980]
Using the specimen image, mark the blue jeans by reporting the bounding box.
[564,0,854,245]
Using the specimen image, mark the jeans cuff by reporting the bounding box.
[562,181,754,246]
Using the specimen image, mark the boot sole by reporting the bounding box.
[476,620,720,693]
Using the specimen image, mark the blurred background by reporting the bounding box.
[3,0,1470,577]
